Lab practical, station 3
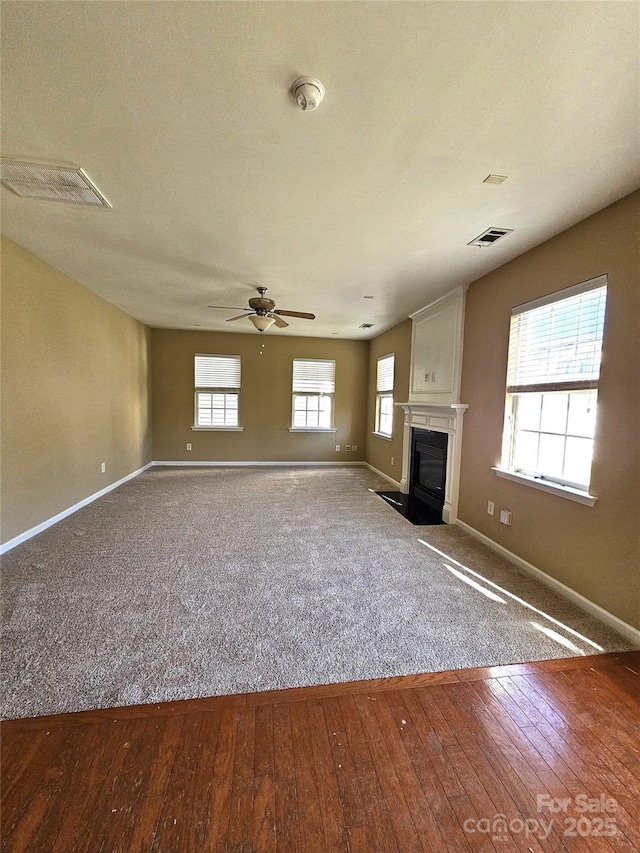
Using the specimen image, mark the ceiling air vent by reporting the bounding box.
[0,160,111,207]
[468,227,513,248]
[359,323,374,329]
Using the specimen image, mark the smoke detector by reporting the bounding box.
[291,77,325,111]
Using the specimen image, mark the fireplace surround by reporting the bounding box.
[395,402,468,523]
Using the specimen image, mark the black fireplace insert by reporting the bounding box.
[376,428,448,526]
[410,428,448,516]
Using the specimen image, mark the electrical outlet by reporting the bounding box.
[352,445,357,451]
[500,510,512,525]
[335,444,340,451]
[487,500,495,516]
[100,462,106,473]
[345,445,351,451]
[186,443,192,451]
[391,456,395,466]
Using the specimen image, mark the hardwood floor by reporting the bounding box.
[2,652,639,852]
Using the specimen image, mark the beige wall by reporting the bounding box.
[365,319,411,483]
[151,329,368,462]
[0,237,152,544]
[459,190,640,629]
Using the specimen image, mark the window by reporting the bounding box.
[501,275,607,493]
[375,354,395,437]
[291,359,335,429]
[194,354,241,428]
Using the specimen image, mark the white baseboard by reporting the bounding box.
[364,463,402,490]
[0,462,153,555]
[456,520,640,646]
[152,460,366,467]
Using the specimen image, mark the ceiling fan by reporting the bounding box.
[207,287,316,332]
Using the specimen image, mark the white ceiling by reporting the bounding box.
[1,1,639,339]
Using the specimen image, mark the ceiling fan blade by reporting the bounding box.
[272,314,289,328]
[207,305,250,311]
[274,310,316,320]
[227,313,253,322]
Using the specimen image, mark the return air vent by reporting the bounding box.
[0,160,111,207]
[468,227,513,248]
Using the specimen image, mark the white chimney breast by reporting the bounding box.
[408,288,465,404]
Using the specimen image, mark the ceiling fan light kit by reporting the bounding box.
[249,314,275,332]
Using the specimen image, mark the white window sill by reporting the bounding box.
[192,426,244,431]
[372,431,393,441]
[492,467,597,506]
[288,428,337,433]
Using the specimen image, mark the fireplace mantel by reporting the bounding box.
[395,401,468,523]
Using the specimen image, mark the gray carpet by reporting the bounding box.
[1,466,635,719]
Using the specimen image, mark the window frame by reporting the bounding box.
[374,353,395,438]
[497,275,607,504]
[290,358,336,432]
[193,353,244,431]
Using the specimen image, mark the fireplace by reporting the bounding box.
[410,429,448,517]
[395,402,468,524]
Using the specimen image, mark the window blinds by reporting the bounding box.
[292,359,335,394]
[376,354,395,393]
[507,277,607,394]
[195,354,241,388]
